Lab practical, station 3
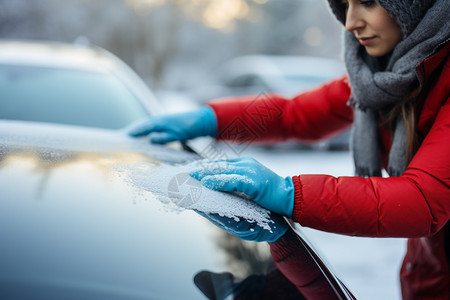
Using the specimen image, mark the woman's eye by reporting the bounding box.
[360,0,376,7]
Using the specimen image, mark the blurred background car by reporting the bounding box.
[185,55,350,151]
[186,55,346,103]
[0,39,162,130]
[0,39,355,299]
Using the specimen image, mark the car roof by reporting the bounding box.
[0,39,117,72]
[0,121,355,299]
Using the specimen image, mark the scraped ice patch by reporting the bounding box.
[114,160,275,231]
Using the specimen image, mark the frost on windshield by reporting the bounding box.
[114,160,275,231]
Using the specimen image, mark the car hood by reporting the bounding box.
[0,121,276,299]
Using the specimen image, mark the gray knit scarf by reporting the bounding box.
[344,0,450,177]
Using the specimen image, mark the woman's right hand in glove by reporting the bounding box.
[128,106,217,144]
[196,210,289,243]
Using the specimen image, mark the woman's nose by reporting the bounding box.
[345,6,365,32]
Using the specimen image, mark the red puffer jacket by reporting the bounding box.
[208,41,450,299]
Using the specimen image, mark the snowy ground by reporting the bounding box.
[196,141,407,300]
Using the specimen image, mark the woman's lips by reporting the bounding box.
[358,36,376,46]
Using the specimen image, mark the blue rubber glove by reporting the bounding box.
[196,210,289,243]
[128,106,217,144]
[190,157,295,218]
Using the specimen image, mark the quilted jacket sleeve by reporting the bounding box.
[207,76,353,144]
[292,97,450,238]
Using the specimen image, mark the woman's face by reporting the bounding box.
[341,0,403,57]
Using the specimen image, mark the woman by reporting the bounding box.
[130,0,450,298]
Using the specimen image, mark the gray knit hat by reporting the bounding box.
[327,0,436,36]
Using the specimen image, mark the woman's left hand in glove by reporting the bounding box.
[190,157,295,218]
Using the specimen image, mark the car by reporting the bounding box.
[0,39,355,299]
[0,39,160,130]
[0,121,358,300]
[186,55,346,103]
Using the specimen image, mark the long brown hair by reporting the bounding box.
[386,95,419,164]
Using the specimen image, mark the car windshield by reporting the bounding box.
[0,64,150,129]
